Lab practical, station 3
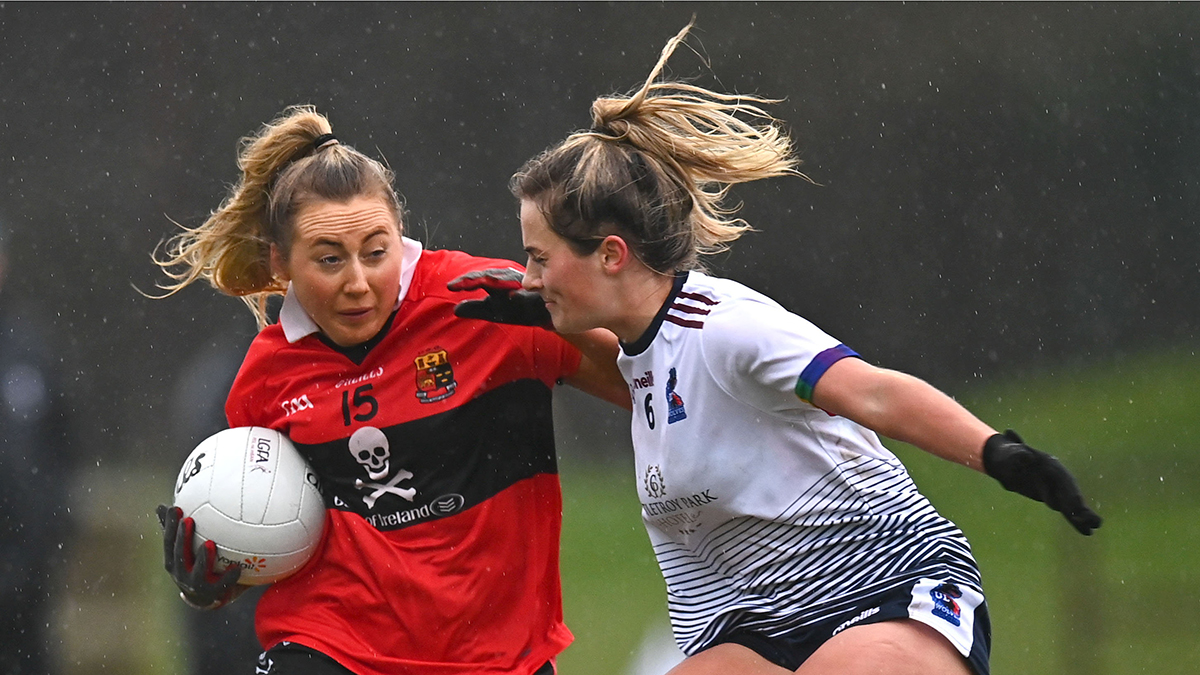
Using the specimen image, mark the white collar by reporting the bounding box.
[279,236,424,344]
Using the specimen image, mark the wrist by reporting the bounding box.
[179,590,224,611]
[177,582,246,611]
[981,432,1011,477]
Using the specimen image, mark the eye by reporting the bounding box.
[318,254,341,266]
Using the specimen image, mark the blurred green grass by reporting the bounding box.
[556,347,1200,675]
[557,462,668,675]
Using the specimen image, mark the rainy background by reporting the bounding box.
[1,3,1198,674]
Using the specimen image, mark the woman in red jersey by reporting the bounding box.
[154,105,629,675]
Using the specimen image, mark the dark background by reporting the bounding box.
[1,3,1198,673]
[3,2,1197,468]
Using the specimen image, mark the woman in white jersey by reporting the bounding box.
[455,23,1101,675]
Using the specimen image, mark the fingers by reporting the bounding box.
[1039,455,1102,535]
[201,540,219,576]
[161,506,181,571]
[162,510,241,608]
[186,538,212,591]
[215,555,242,589]
[453,299,492,321]
[985,431,1101,536]
[1066,506,1103,535]
[201,539,236,584]
[177,516,196,572]
[447,268,524,292]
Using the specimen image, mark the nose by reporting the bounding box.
[344,260,370,294]
[522,268,540,291]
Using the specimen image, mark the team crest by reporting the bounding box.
[930,582,963,626]
[666,367,687,424]
[644,464,666,499]
[414,347,457,403]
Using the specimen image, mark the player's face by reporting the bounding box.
[276,196,404,347]
[519,198,606,334]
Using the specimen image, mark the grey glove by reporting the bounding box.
[447,268,552,328]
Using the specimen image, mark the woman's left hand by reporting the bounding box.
[448,268,552,327]
[982,430,1103,535]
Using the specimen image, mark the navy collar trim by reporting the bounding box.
[619,271,689,357]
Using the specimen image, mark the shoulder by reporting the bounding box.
[684,273,796,341]
[411,248,524,301]
[226,323,330,426]
[688,273,839,369]
[417,248,524,279]
[242,323,289,360]
[230,325,296,391]
[681,272,787,315]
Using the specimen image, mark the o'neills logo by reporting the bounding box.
[832,606,881,636]
[630,370,654,390]
[337,367,384,389]
[366,493,465,528]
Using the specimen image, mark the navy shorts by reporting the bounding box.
[703,578,991,675]
[256,642,557,675]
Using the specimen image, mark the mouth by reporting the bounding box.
[339,308,374,322]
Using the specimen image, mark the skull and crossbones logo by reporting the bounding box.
[348,426,415,508]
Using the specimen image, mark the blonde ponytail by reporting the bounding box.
[512,21,806,273]
[154,105,401,328]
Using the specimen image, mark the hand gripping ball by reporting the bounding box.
[173,427,326,585]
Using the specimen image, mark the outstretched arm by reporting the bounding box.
[447,268,631,411]
[811,357,994,471]
[811,357,1101,535]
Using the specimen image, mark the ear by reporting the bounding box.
[597,235,632,275]
[269,244,290,282]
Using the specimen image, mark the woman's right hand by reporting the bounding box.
[156,504,244,609]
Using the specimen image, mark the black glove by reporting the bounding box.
[156,504,243,609]
[982,430,1102,535]
[447,268,552,328]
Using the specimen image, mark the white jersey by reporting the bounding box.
[617,271,981,654]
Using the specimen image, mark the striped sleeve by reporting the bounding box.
[794,344,860,402]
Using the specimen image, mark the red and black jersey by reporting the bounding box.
[225,244,580,675]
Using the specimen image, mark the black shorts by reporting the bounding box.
[703,578,991,675]
[255,642,557,675]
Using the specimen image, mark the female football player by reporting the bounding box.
[154,105,629,675]
[473,22,1102,675]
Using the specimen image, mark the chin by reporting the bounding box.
[549,315,592,335]
[546,312,571,334]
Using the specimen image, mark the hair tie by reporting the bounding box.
[312,133,338,151]
[591,124,619,138]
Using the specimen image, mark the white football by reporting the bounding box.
[173,426,325,585]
